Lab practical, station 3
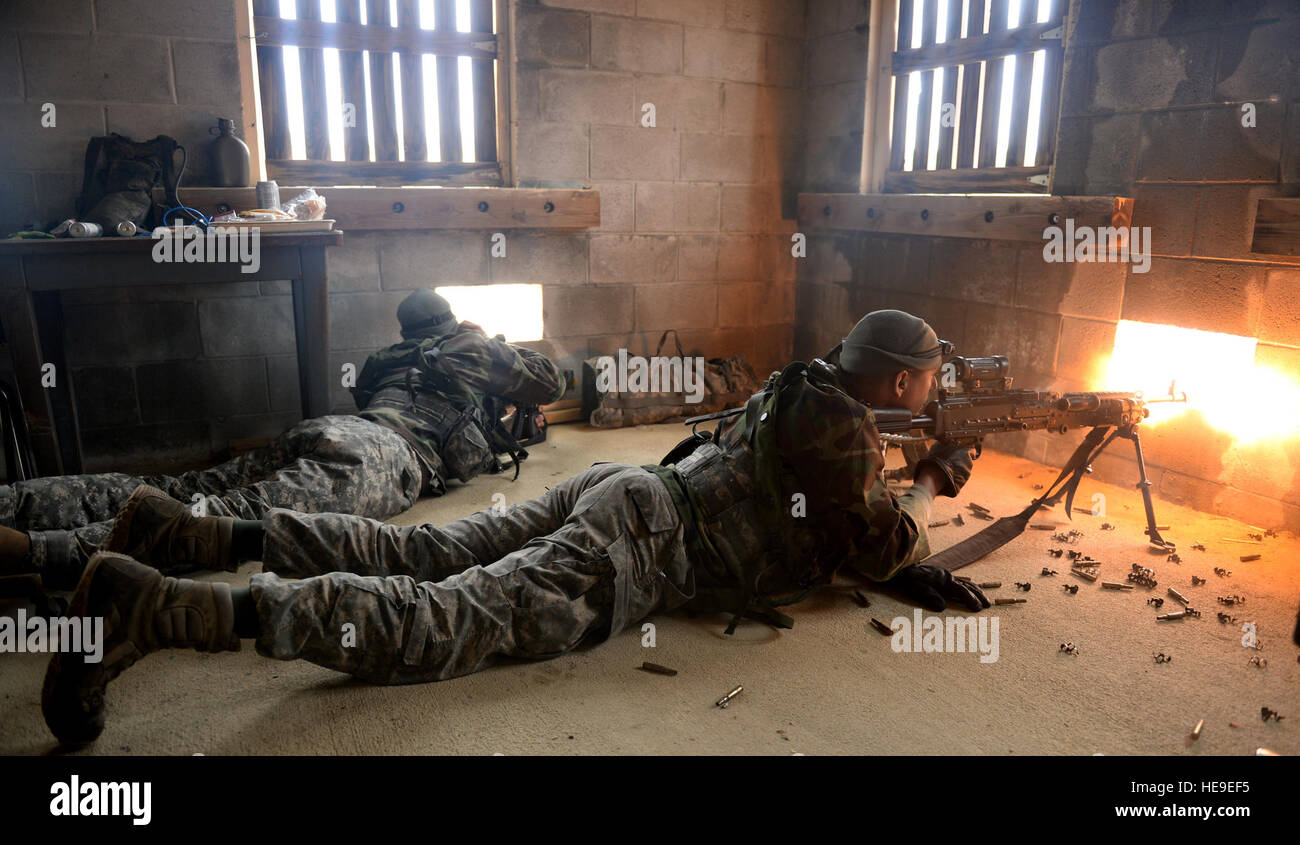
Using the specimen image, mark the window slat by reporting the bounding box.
[932,0,962,169]
[253,0,290,160]
[911,0,936,171]
[954,0,987,169]
[976,0,1009,169]
[365,0,400,162]
[435,0,463,163]
[470,0,497,164]
[255,16,497,58]
[395,0,428,162]
[336,0,371,162]
[297,0,331,162]
[887,0,916,173]
[892,18,1059,74]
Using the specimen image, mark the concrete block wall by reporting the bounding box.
[795,0,1300,530]
[2,0,804,471]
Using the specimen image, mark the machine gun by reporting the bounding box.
[867,353,1184,569]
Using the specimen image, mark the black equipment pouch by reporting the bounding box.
[77,133,185,230]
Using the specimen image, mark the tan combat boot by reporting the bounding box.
[104,485,236,573]
[42,551,241,744]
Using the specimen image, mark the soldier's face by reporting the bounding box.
[896,367,938,413]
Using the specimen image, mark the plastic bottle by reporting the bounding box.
[209,118,251,187]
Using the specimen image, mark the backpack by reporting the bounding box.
[76,133,186,230]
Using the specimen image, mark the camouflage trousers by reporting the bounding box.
[1,416,423,580]
[248,462,692,684]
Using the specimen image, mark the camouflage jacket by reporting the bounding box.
[352,322,565,485]
[656,360,933,611]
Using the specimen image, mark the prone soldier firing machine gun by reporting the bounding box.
[867,353,1185,571]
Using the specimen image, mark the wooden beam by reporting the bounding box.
[954,0,985,169]
[297,0,331,161]
[860,0,892,192]
[469,0,497,164]
[163,186,600,231]
[884,164,1049,193]
[976,0,1010,169]
[932,0,962,170]
[887,0,915,174]
[254,16,497,59]
[797,192,1133,242]
[235,0,265,181]
[395,0,428,163]
[1251,198,1300,257]
[435,0,463,163]
[252,0,289,161]
[336,0,371,162]
[266,158,501,185]
[365,0,400,162]
[892,18,1060,73]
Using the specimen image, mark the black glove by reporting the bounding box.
[889,564,990,612]
[914,439,974,497]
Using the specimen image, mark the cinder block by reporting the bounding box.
[542,0,634,13]
[720,184,781,232]
[760,36,803,88]
[0,102,104,172]
[678,234,761,281]
[681,132,759,181]
[65,302,200,365]
[327,235,382,293]
[860,233,931,293]
[544,285,635,336]
[173,39,242,107]
[515,6,589,68]
[720,83,803,136]
[804,0,870,39]
[590,126,678,180]
[1055,317,1117,383]
[329,349,370,412]
[71,366,138,429]
[328,292,407,352]
[637,0,724,24]
[757,233,797,282]
[1283,99,1300,184]
[805,80,866,140]
[377,231,489,288]
[22,33,173,102]
[592,16,682,75]
[806,30,867,87]
[199,296,296,358]
[1120,257,1266,336]
[515,336,589,399]
[1216,18,1300,100]
[590,234,676,283]
[717,281,794,327]
[265,355,302,414]
[1259,268,1300,347]
[33,171,80,227]
[1014,246,1126,321]
[540,69,637,125]
[801,234,857,284]
[963,304,1061,376]
[96,0,235,39]
[590,180,635,232]
[490,233,589,284]
[0,0,94,32]
[724,0,805,37]
[136,357,269,422]
[1213,486,1300,534]
[799,133,863,192]
[928,241,1017,306]
[515,121,589,181]
[1137,103,1281,182]
[81,420,213,471]
[1129,184,1198,258]
[1053,114,1140,197]
[0,171,37,234]
[1089,33,1216,112]
[0,33,20,102]
[683,26,763,82]
[635,75,722,132]
[635,282,717,330]
[637,182,719,232]
[1191,184,1290,262]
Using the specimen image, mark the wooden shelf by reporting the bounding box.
[796,193,1133,242]
[161,187,600,232]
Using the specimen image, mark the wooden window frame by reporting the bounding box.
[861,0,1071,195]
[240,0,513,188]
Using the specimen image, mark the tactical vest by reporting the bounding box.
[364,384,497,483]
[655,362,841,632]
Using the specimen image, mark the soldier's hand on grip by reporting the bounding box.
[889,563,990,612]
[914,439,974,497]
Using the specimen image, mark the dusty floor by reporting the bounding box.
[1,421,1297,756]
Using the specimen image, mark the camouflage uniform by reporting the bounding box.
[243,361,933,684]
[3,323,563,583]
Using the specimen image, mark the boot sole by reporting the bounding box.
[41,552,111,745]
[103,484,171,559]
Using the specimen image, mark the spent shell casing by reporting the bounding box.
[870,617,896,636]
[1157,610,1187,620]
[1071,569,1098,582]
[852,590,870,608]
[979,581,1001,589]
[927,519,950,528]
[1240,554,1261,562]
[640,661,677,676]
[994,597,1027,605]
[1030,524,1057,530]
[1101,581,1135,590]
[1167,587,1189,604]
[954,574,973,582]
[715,685,743,708]
[1192,719,1205,740]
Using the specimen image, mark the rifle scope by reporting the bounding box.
[951,355,1010,382]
